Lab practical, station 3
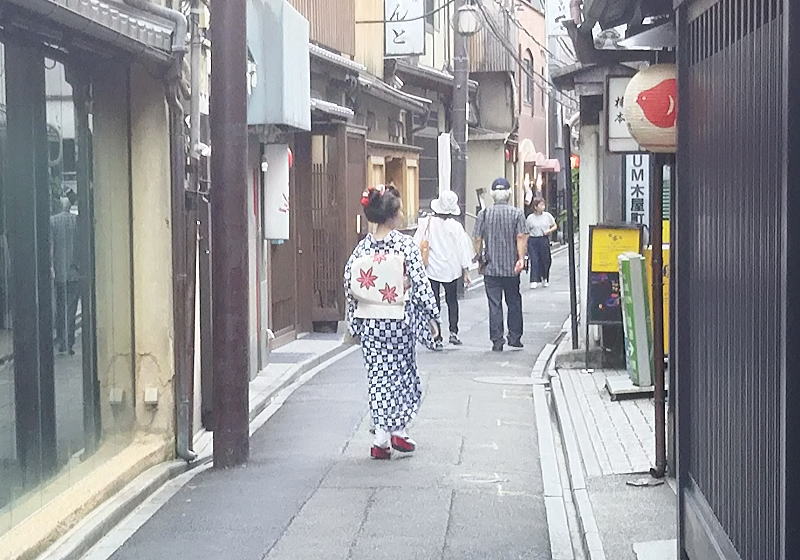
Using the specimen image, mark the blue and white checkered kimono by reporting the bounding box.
[344,230,439,433]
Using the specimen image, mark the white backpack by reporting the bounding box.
[349,251,407,320]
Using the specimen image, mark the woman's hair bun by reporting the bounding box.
[362,184,401,225]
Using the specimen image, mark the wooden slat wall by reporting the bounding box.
[289,0,355,56]
[468,2,516,73]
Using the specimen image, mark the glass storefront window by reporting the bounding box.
[0,42,135,537]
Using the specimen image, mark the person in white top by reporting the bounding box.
[414,190,475,346]
[526,197,557,289]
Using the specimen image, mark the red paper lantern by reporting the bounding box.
[570,154,580,169]
[287,147,294,169]
[623,64,677,153]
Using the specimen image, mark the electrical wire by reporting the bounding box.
[357,0,456,25]
[475,0,578,105]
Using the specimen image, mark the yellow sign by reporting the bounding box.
[591,227,642,273]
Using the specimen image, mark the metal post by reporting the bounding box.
[210,0,250,468]
[562,125,580,349]
[452,0,469,221]
[650,153,667,478]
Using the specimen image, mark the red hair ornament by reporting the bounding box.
[360,184,387,208]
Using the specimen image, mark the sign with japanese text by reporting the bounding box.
[546,0,570,37]
[625,154,650,227]
[607,76,642,153]
[590,226,642,273]
[586,224,643,326]
[385,0,425,57]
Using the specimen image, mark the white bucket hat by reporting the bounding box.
[431,190,461,216]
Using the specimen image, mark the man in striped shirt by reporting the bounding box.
[473,178,529,352]
[50,196,80,355]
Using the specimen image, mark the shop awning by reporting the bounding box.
[2,0,181,64]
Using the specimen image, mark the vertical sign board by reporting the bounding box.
[607,77,642,153]
[625,154,650,228]
[438,132,452,196]
[546,0,570,37]
[385,0,425,57]
[586,224,643,326]
[263,144,290,240]
[619,252,654,387]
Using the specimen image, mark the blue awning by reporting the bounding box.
[247,0,311,130]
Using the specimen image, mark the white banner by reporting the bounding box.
[625,154,650,228]
[263,144,291,240]
[385,0,425,57]
[438,133,452,195]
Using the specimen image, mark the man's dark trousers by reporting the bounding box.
[484,275,522,345]
[55,280,80,351]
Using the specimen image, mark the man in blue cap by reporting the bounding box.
[473,178,529,352]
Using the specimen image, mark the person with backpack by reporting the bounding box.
[344,184,440,460]
[413,190,474,347]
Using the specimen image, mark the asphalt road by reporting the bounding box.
[110,251,571,560]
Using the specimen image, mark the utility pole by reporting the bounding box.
[452,0,469,221]
[210,0,250,468]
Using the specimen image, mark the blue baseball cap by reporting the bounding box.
[491,177,511,190]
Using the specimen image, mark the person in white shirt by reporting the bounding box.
[414,190,474,346]
[526,197,557,288]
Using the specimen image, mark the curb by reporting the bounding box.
[38,341,352,560]
[532,337,573,560]
[547,332,607,560]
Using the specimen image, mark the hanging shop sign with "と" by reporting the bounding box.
[385,0,425,57]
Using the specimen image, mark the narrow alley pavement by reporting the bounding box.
[100,252,571,560]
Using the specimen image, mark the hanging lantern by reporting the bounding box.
[287,147,294,169]
[570,154,580,169]
[623,64,677,153]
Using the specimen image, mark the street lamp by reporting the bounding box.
[454,3,482,36]
[451,0,482,222]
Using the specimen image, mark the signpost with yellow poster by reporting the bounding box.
[584,224,643,368]
[586,224,644,325]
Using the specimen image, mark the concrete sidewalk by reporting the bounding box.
[59,252,573,560]
[38,333,352,560]
[548,335,677,560]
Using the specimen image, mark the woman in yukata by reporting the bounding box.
[344,184,440,460]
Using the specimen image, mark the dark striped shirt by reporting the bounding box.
[473,202,527,277]
[50,210,79,282]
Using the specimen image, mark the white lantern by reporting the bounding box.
[623,64,677,153]
[455,4,482,36]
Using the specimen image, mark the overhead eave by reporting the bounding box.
[359,74,432,113]
[309,42,365,74]
[551,62,638,96]
[2,0,178,65]
[392,60,478,94]
[311,97,354,121]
